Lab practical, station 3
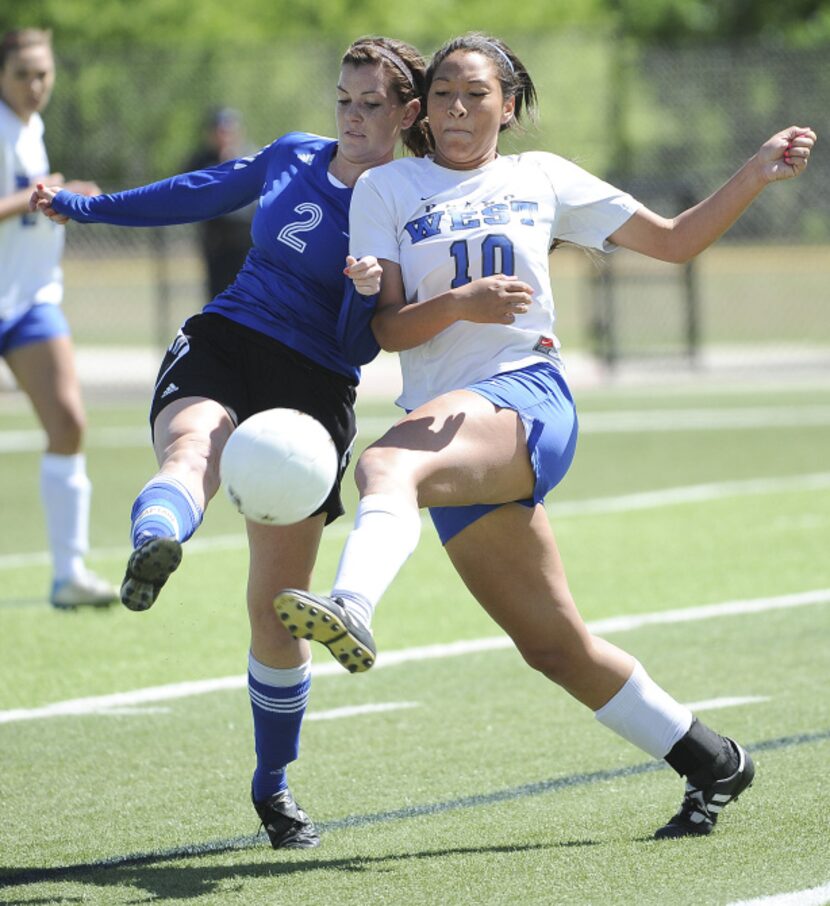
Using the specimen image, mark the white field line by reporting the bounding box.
[1,588,827,725]
[2,404,830,454]
[576,405,830,433]
[551,472,830,518]
[50,701,418,721]
[728,882,830,906]
[0,426,149,453]
[350,406,830,440]
[2,471,829,573]
[681,696,769,712]
[306,701,418,722]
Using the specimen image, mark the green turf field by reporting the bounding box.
[1,378,829,905]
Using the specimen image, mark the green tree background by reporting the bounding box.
[1,0,827,238]
[4,0,829,47]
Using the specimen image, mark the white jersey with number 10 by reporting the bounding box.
[350,152,641,410]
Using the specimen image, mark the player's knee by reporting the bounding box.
[249,597,306,659]
[354,444,414,495]
[44,407,85,453]
[518,642,583,687]
[164,434,218,483]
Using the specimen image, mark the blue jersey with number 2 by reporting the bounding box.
[52,132,357,379]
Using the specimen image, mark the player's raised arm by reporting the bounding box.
[609,126,817,263]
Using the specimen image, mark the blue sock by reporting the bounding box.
[130,476,203,548]
[248,653,311,802]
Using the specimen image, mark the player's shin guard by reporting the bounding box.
[40,452,91,581]
[330,492,421,627]
[593,660,693,759]
[248,654,311,802]
[130,475,203,548]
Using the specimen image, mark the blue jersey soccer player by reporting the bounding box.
[32,36,428,849]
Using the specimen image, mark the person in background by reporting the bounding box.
[276,33,817,840]
[0,27,117,609]
[185,106,256,300]
[32,36,427,849]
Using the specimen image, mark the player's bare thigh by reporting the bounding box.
[357,388,535,507]
[5,335,85,453]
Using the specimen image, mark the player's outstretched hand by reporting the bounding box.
[454,274,535,325]
[344,255,383,296]
[29,183,69,224]
[757,127,817,182]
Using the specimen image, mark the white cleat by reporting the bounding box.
[50,571,118,610]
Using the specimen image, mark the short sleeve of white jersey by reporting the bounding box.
[530,152,641,251]
[350,170,401,264]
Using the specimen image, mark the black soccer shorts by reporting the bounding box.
[149,312,357,524]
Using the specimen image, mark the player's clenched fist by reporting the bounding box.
[757,126,817,182]
[344,254,383,296]
[29,182,68,223]
[453,274,535,325]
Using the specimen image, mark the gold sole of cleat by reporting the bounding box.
[275,593,375,673]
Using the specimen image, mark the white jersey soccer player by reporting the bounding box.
[274,32,813,841]
[350,151,641,409]
[0,101,63,320]
[1,28,116,610]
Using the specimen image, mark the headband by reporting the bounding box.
[484,40,515,75]
[368,43,415,88]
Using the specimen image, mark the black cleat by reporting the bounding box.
[120,537,182,612]
[252,787,320,849]
[274,589,377,673]
[655,739,755,839]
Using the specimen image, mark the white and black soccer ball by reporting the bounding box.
[220,408,338,526]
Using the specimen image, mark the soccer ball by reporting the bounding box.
[220,408,338,525]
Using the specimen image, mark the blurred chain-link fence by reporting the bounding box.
[39,32,830,375]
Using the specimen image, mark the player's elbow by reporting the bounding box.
[661,221,708,264]
[371,318,406,353]
[664,242,698,265]
[646,238,698,265]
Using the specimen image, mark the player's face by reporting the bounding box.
[335,62,418,173]
[0,44,55,121]
[427,50,515,171]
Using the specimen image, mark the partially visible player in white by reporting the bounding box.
[276,33,816,840]
[0,28,116,609]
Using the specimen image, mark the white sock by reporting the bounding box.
[247,652,312,687]
[40,452,91,582]
[330,493,422,627]
[594,661,693,759]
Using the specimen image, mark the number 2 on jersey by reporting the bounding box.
[277,202,323,253]
[449,234,515,288]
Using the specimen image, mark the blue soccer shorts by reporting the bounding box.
[0,303,70,357]
[429,361,578,545]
